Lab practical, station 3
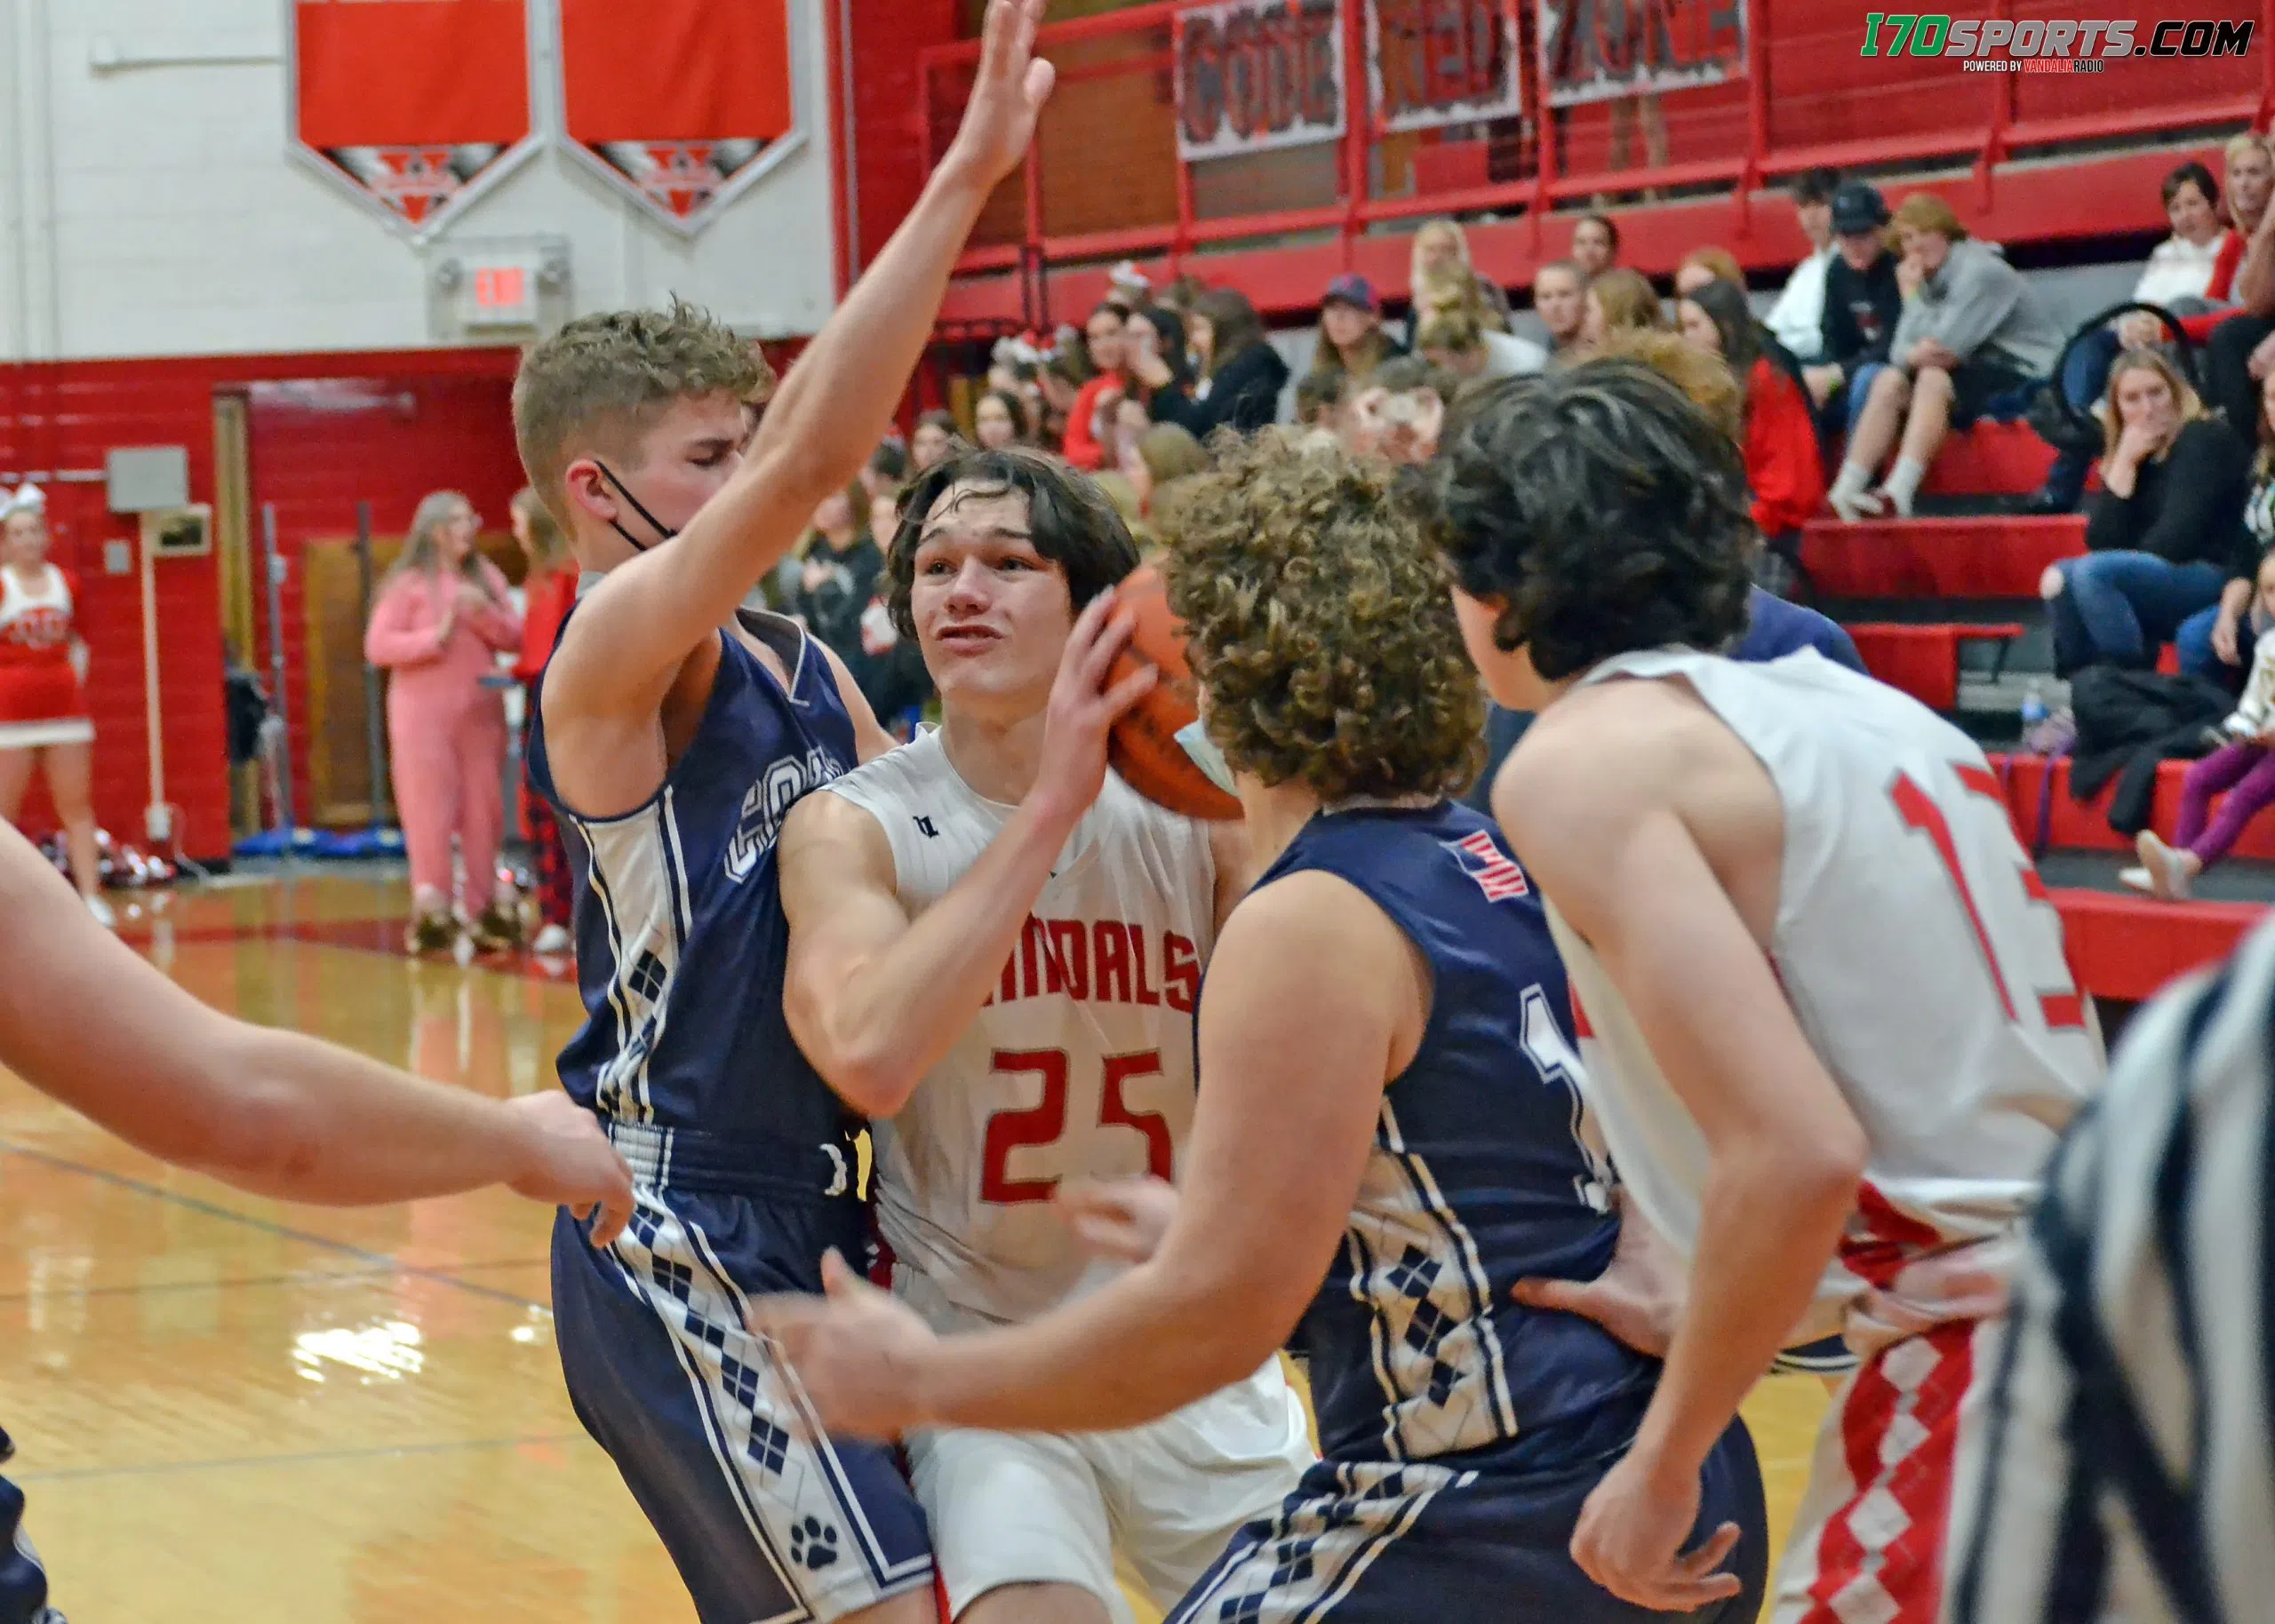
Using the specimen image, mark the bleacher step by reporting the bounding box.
[1803,514,2085,600]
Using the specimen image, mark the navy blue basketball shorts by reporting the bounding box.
[552,1182,933,1624]
[1168,1418,1766,1624]
[0,1431,61,1624]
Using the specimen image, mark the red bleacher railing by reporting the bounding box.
[914,0,2273,317]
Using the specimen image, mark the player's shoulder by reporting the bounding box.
[827,727,948,802]
[1500,678,1712,812]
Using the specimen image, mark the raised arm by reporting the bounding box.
[0,820,633,1233]
[780,593,1146,1116]
[2233,203,2275,316]
[543,0,1056,723]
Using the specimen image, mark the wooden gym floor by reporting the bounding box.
[0,869,1826,1622]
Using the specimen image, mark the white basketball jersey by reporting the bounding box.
[1544,649,2107,1303]
[824,729,1217,1325]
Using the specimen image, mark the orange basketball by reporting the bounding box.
[1106,567,1241,822]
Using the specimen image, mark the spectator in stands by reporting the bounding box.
[857,484,934,736]
[1828,191,2063,520]
[1138,287,1289,437]
[2178,367,2275,679]
[863,437,908,502]
[508,488,576,958]
[1130,306,1191,394]
[910,410,958,474]
[1307,275,1404,389]
[1765,169,1841,362]
[2130,553,2275,900]
[2030,160,2239,513]
[0,485,106,925]
[1530,261,1589,359]
[795,481,885,697]
[364,491,523,956]
[973,388,1029,450]
[1572,213,1619,277]
[1411,219,1513,332]
[1350,356,1456,465]
[1416,307,1548,381]
[1295,370,1351,441]
[1063,302,1134,471]
[1126,422,1210,515]
[1035,354,1084,450]
[2040,350,2253,675]
[1580,267,1665,344]
[1679,280,1828,579]
[1673,246,1744,296]
[2203,133,2275,434]
[1803,181,1904,439]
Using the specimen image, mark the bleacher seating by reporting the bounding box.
[1802,513,2085,600]
[1848,623,2024,712]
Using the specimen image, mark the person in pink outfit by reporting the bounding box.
[364,490,523,954]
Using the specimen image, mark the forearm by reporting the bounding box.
[813,794,1081,1111]
[1635,1142,1855,1474]
[1929,278,2018,363]
[365,614,447,667]
[918,1256,1273,1433]
[185,1023,542,1206]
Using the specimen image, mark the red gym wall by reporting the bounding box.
[1,352,523,859]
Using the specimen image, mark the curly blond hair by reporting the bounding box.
[1163,434,1484,802]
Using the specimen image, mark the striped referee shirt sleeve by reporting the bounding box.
[1945,918,2275,1624]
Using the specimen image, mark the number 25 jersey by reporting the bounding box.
[822,729,1217,1326]
[1543,649,2108,1293]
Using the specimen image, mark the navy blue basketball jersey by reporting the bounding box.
[1248,800,1656,1469]
[527,609,859,1156]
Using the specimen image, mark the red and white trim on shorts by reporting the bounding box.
[1780,1185,1983,1624]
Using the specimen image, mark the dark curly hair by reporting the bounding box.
[1164,434,1484,802]
[882,447,1139,639]
[1421,360,1754,679]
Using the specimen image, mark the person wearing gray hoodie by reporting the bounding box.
[1829,190,2064,520]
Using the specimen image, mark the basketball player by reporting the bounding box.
[1424,361,2105,1620]
[513,6,1054,1620]
[756,433,1768,1622]
[0,802,635,1624]
[775,446,1312,1623]
[1944,919,2275,1624]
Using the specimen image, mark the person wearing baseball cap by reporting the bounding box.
[1800,180,1904,457]
[1308,271,1406,389]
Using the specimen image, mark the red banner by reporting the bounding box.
[558,0,797,232]
[1369,0,1524,132]
[292,0,534,231]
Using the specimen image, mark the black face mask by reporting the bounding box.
[593,460,677,554]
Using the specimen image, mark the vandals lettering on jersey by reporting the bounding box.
[724,746,844,881]
[1444,829,1530,902]
[982,915,1202,1013]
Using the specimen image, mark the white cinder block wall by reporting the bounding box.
[0,0,839,362]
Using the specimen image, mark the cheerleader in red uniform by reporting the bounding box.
[0,486,109,927]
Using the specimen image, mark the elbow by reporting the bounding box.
[1787,1123,1868,1222]
[166,1032,327,1192]
[813,1027,923,1119]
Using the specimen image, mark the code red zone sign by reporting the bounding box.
[1177,0,1347,160]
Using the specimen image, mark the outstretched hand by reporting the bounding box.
[506,1091,635,1247]
[1032,586,1156,821]
[946,0,1057,188]
[747,1250,940,1440]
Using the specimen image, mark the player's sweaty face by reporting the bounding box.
[909,483,1074,713]
[617,393,753,537]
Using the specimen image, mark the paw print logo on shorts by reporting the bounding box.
[789,1515,840,1572]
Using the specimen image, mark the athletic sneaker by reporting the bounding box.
[531,922,572,956]
[2118,865,2155,896]
[404,910,456,955]
[83,895,115,929]
[468,903,524,953]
